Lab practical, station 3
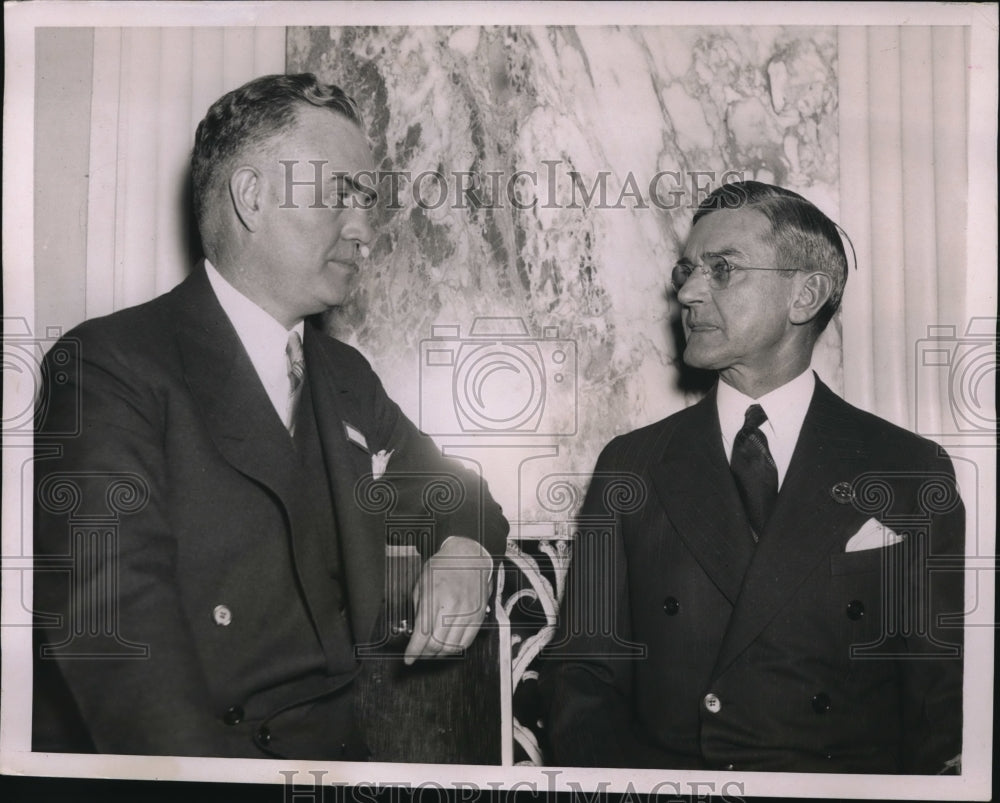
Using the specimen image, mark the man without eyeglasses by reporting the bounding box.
[541,180,964,774]
[33,73,508,760]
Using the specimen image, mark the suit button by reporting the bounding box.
[812,693,832,714]
[830,482,854,504]
[223,705,244,726]
[663,596,680,616]
[256,726,271,746]
[703,693,721,713]
[846,599,865,620]
[213,604,232,626]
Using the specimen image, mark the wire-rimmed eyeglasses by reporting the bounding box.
[671,255,799,293]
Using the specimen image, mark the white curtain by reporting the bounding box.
[838,26,972,432]
[839,29,997,729]
[84,27,286,321]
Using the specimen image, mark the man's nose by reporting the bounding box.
[676,270,709,306]
[342,203,375,249]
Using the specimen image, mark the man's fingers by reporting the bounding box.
[440,604,486,651]
[402,557,491,663]
[403,599,479,663]
[403,595,457,663]
[403,621,430,665]
[446,622,476,652]
[403,624,457,663]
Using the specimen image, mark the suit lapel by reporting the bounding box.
[712,379,871,675]
[303,326,386,645]
[649,390,755,605]
[172,267,299,504]
[172,269,385,647]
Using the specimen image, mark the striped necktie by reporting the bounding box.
[285,330,305,434]
[730,403,779,542]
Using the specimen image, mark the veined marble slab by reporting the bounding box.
[288,26,841,522]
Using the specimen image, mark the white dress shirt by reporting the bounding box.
[206,262,491,567]
[205,260,304,427]
[716,369,816,489]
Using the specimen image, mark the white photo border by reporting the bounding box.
[3,2,997,801]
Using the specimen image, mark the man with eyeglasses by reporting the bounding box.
[541,181,964,774]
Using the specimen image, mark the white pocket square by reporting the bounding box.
[844,518,906,552]
[371,449,394,480]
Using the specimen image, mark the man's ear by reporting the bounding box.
[789,272,833,325]
[229,166,264,232]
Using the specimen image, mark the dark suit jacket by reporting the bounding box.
[541,378,964,773]
[33,265,508,758]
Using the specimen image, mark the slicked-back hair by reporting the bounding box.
[191,73,363,245]
[693,180,849,332]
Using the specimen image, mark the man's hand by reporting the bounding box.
[403,536,494,665]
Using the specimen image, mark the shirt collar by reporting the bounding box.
[204,259,305,422]
[206,259,303,341]
[717,369,816,487]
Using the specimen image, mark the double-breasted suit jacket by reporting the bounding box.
[33,265,508,758]
[542,378,964,773]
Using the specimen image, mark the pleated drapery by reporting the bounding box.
[838,26,973,432]
[83,27,286,322]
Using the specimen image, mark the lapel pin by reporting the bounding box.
[830,481,854,504]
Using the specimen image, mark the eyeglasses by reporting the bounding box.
[671,256,798,293]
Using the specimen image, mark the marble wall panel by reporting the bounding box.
[288,26,841,524]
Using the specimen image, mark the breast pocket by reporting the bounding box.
[829,541,906,576]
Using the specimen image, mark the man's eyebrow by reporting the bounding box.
[675,247,749,266]
[701,248,751,261]
[346,175,378,203]
[331,173,379,204]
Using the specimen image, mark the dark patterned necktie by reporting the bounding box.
[730,404,778,542]
[285,331,305,434]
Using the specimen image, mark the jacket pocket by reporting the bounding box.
[829,541,906,576]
